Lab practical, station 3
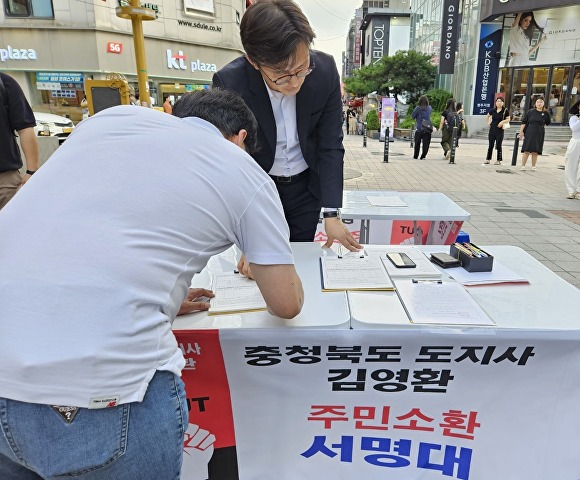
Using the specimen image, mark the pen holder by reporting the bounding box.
[450,243,494,273]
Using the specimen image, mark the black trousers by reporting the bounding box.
[414,130,432,159]
[487,127,505,161]
[272,171,321,242]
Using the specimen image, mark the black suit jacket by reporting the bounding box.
[212,50,344,208]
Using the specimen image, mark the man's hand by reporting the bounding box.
[177,288,214,316]
[237,254,253,279]
[323,217,362,251]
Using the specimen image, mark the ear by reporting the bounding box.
[228,129,248,151]
[245,55,259,71]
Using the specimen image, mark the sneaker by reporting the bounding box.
[413,156,418,159]
[444,151,449,159]
[494,161,501,165]
[575,193,580,200]
[520,166,526,171]
[483,160,490,165]
[531,166,536,171]
[567,193,576,199]
[419,157,426,160]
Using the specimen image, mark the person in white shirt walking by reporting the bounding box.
[565,100,580,199]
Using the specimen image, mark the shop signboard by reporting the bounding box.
[480,0,577,22]
[36,72,84,90]
[438,0,460,74]
[472,23,502,115]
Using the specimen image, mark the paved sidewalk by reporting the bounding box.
[342,130,580,289]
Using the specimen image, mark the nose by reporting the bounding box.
[287,74,301,88]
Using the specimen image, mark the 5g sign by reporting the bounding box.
[107,42,123,54]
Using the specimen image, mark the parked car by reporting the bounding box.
[33,112,75,143]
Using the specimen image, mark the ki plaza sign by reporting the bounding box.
[166,49,217,73]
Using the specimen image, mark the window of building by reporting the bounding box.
[184,0,213,16]
[4,0,53,18]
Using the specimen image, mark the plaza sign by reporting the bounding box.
[166,49,217,72]
[1,46,37,62]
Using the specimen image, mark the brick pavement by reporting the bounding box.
[342,129,580,289]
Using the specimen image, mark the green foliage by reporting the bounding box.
[344,50,437,100]
[424,88,454,113]
[365,109,379,131]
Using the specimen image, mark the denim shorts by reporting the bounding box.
[0,370,188,480]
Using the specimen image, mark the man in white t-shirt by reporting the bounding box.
[0,89,303,479]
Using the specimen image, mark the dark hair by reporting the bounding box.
[519,12,544,45]
[569,100,580,116]
[240,0,315,69]
[444,98,456,113]
[172,89,258,154]
[456,101,463,110]
[419,95,429,109]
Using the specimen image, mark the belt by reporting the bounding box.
[269,169,309,184]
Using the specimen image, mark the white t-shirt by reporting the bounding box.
[0,106,293,408]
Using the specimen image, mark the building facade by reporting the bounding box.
[1,0,248,121]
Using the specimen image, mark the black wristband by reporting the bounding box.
[323,210,340,219]
[25,170,36,176]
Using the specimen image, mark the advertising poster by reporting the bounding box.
[503,6,580,67]
[379,97,395,142]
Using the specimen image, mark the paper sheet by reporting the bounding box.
[445,260,529,286]
[395,279,495,325]
[209,272,267,315]
[321,255,394,291]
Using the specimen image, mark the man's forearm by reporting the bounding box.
[17,127,40,172]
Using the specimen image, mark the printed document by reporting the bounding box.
[321,255,394,291]
[209,272,267,315]
[395,280,495,325]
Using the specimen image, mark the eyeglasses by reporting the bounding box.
[259,63,315,86]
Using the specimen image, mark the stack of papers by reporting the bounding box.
[320,255,394,291]
[208,272,267,315]
[445,261,529,286]
[395,279,495,326]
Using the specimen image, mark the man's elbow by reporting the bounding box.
[269,296,303,319]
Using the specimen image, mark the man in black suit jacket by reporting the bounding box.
[213,0,361,265]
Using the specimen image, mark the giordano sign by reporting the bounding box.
[480,0,578,22]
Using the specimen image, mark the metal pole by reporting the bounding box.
[383,127,389,163]
[363,122,367,148]
[116,1,156,107]
[511,133,520,166]
[449,126,458,164]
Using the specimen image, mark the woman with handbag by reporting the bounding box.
[411,95,433,160]
[519,96,551,171]
[484,97,510,165]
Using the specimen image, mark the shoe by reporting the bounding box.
[531,166,536,171]
[413,156,418,159]
[449,161,455,164]
[483,160,490,165]
[494,161,501,165]
[419,157,425,160]
[567,193,576,199]
[444,151,449,159]
[520,166,526,171]
[575,193,580,200]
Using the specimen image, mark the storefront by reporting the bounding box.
[0,26,242,122]
[480,0,579,124]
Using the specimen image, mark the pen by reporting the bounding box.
[464,243,488,258]
[412,279,442,284]
[453,243,474,257]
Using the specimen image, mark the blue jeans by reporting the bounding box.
[0,370,188,479]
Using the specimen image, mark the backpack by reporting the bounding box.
[446,111,460,134]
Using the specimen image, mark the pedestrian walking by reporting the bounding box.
[519,96,551,171]
[347,108,357,135]
[438,98,458,160]
[455,101,466,147]
[564,99,580,199]
[484,97,510,165]
[411,95,433,159]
